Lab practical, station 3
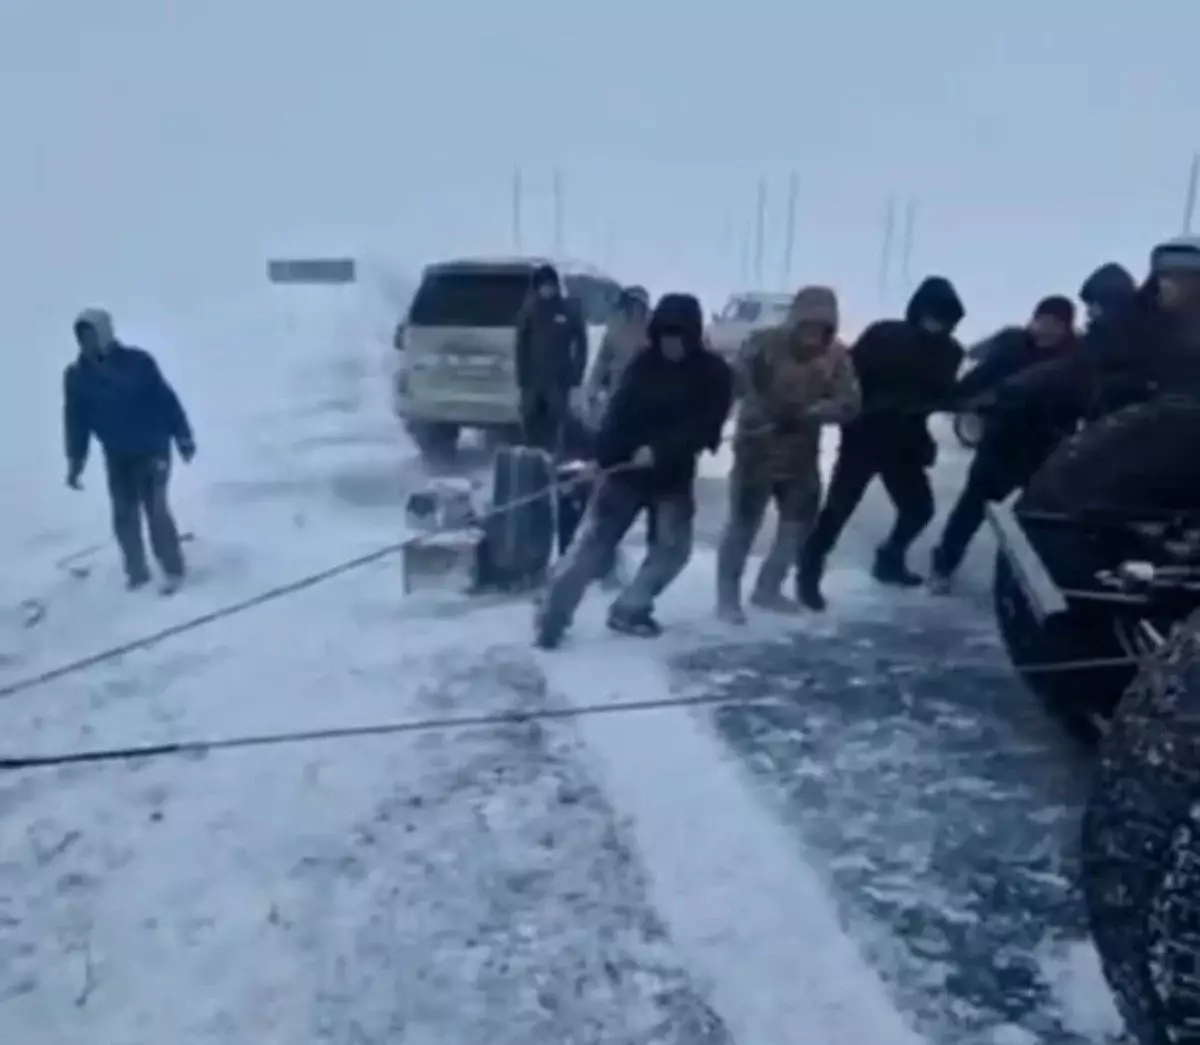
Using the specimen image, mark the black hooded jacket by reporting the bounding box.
[594,293,733,493]
[1080,263,1136,319]
[840,277,965,465]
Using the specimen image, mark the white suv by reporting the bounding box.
[393,256,621,459]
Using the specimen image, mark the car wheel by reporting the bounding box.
[1081,607,1200,1045]
[993,398,1200,741]
[407,422,460,464]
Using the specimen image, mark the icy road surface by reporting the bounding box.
[0,289,1123,1044]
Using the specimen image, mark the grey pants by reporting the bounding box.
[104,453,185,582]
[716,461,820,606]
[536,477,693,638]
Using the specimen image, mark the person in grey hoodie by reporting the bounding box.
[583,284,650,424]
[514,263,588,453]
[63,308,194,592]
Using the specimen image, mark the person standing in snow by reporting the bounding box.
[534,293,733,648]
[715,285,860,623]
[583,284,650,425]
[928,295,1080,592]
[63,308,195,592]
[797,276,965,609]
[514,263,588,454]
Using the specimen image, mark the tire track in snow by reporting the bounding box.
[288,646,732,1045]
[536,640,927,1045]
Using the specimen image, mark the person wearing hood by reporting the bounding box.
[583,284,650,424]
[63,308,195,592]
[1080,262,1136,331]
[929,295,1079,592]
[514,263,588,453]
[797,276,965,608]
[973,250,1186,437]
[534,293,733,648]
[715,285,860,623]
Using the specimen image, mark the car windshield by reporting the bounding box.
[729,300,762,322]
[408,270,531,327]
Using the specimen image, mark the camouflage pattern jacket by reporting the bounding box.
[733,286,861,483]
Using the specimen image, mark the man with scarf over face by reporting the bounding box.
[534,293,733,648]
[797,276,965,609]
[716,285,860,623]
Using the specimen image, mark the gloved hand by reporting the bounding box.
[65,463,83,490]
[177,436,196,463]
[631,445,655,468]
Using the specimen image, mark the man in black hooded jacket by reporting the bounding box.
[929,295,1079,591]
[534,293,733,648]
[1080,262,1136,332]
[797,276,965,609]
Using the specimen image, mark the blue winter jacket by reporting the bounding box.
[63,314,192,466]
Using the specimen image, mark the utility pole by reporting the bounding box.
[512,168,523,251]
[753,175,767,286]
[780,170,799,289]
[552,169,564,257]
[899,198,917,294]
[1184,153,1199,234]
[878,194,897,308]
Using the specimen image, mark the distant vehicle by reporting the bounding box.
[704,292,794,361]
[392,256,622,460]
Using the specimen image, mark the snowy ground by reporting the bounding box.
[0,287,1126,1044]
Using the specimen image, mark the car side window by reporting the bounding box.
[564,275,621,325]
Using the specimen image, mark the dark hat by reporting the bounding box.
[905,276,965,326]
[531,263,560,288]
[648,293,703,347]
[1033,295,1075,326]
[1079,263,1136,308]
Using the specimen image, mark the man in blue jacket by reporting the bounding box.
[63,308,196,592]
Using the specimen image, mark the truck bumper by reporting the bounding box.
[986,502,1069,624]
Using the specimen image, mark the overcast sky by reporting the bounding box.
[0,0,1195,336]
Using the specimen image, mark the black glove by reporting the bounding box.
[65,462,83,490]
[177,436,196,463]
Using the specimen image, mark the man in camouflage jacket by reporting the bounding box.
[715,285,861,622]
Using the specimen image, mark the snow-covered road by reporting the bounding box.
[0,287,1123,1044]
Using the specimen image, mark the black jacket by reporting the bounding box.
[514,293,587,395]
[987,283,1198,426]
[840,277,965,466]
[954,326,1079,492]
[595,293,733,494]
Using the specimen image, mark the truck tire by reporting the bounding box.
[407,422,460,463]
[993,398,1200,742]
[1081,608,1200,1045]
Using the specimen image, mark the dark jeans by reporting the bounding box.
[520,390,569,455]
[536,477,692,638]
[931,450,1028,578]
[104,453,185,583]
[805,442,935,566]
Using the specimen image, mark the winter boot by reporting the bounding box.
[607,604,664,638]
[716,600,747,625]
[159,572,184,596]
[872,546,923,588]
[796,544,828,611]
[715,527,750,624]
[927,549,953,594]
[750,522,804,613]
